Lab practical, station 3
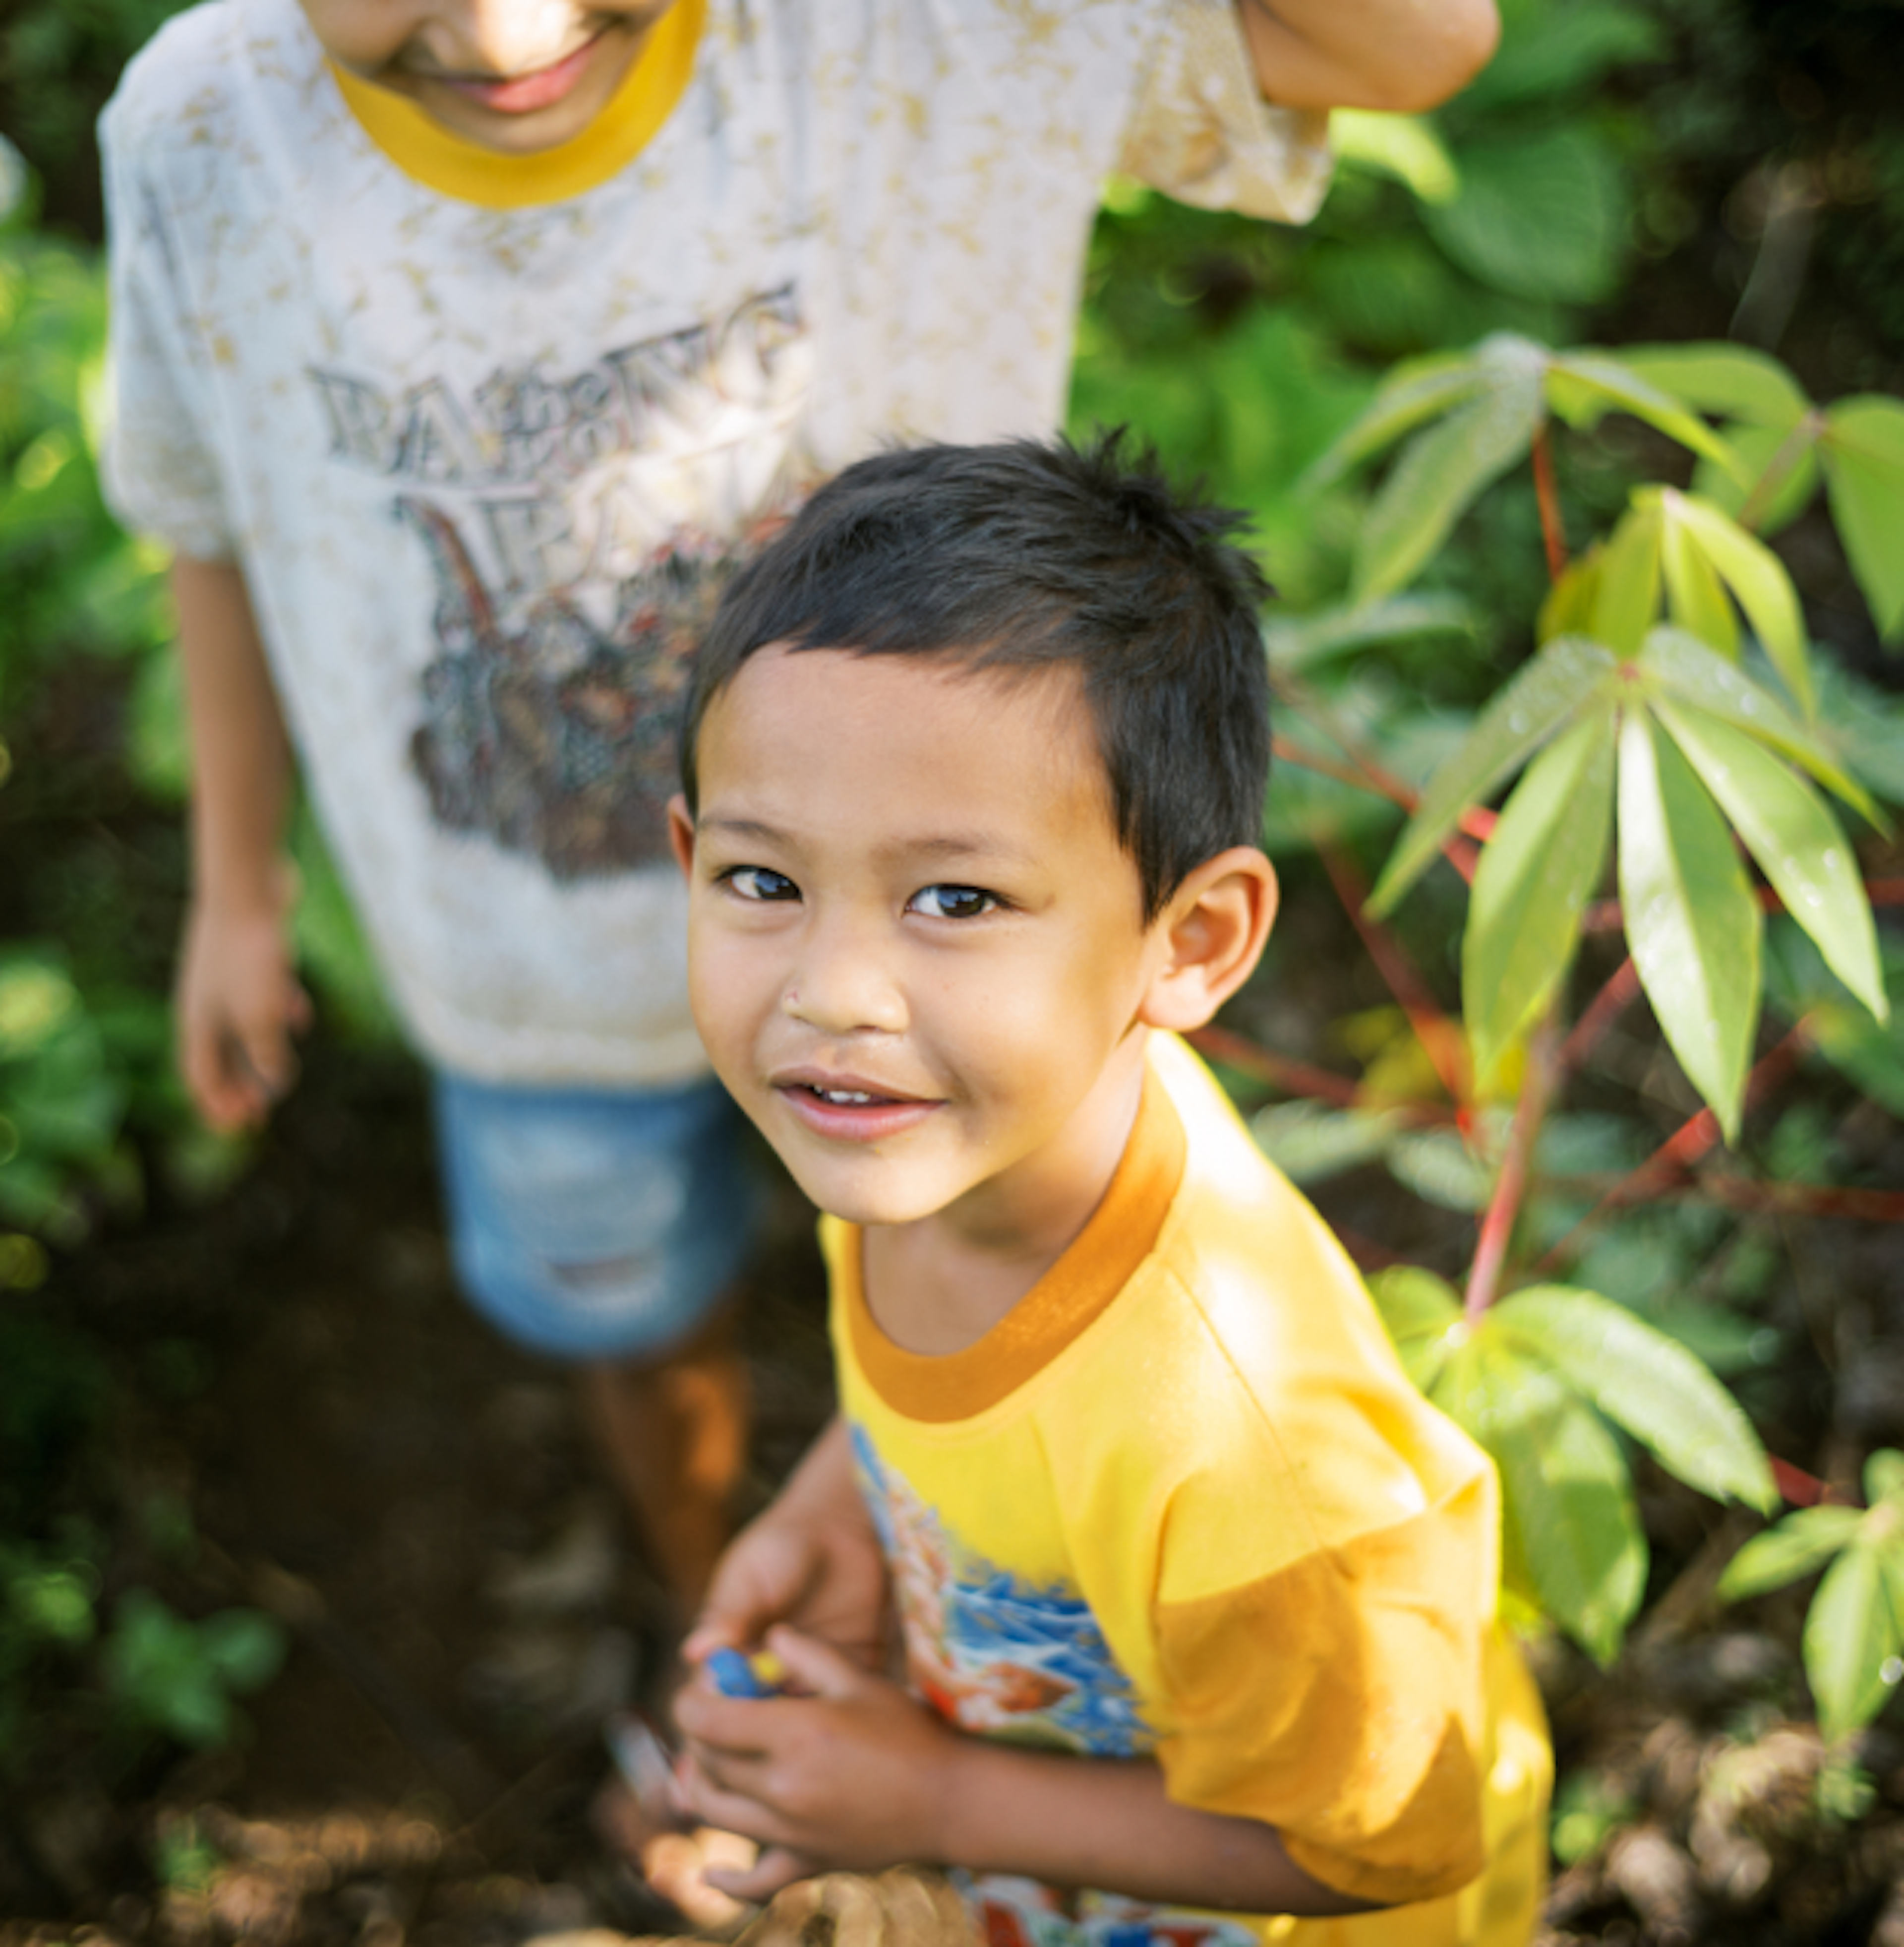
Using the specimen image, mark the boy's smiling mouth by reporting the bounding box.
[773,1067,941,1142]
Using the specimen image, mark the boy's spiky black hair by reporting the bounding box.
[679,429,1272,922]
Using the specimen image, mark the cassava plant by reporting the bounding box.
[1206,332,1904,1701]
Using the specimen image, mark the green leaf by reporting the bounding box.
[1868,1451,1904,1508]
[1547,351,1741,473]
[1441,1334,1646,1664]
[1307,355,1488,488]
[1353,353,1546,601]
[1458,0,1663,111]
[1662,490,1812,715]
[1370,635,1620,913]
[1261,594,1477,675]
[1368,1265,1465,1393]
[1385,1128,1494,1212]
[1693,420,1822,538]
[1660,505,1739,657]
[1493,1284,1776,1512]
[1654,700,1887,1021]
[1588,499,1664,657]
[1332,111,1460,205]
[1639,630,1877,818]
[1617,709,1762,1140]
[1610,343,1812,427]
[197,1609,286,1694]
[1250,1101,1406,1185]
[1424,128,1630,305]
[1764,923,1904,1118]
[1464,707,1617,1087]
[1718,1507,1864,1602]
[1805,1541,1904,1743]
[1821,396,1904,643]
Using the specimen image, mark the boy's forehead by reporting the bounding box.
[696,645,1115,836]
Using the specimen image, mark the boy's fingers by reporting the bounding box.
[672,1752,790,1849]
[764,1625,864,1700]
[701,1843,811,1903]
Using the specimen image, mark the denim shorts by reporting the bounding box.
[432,1071,763,1363]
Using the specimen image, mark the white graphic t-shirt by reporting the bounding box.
[101,0,1329,1084]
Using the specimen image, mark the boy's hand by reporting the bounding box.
[177,883,311,1131]
[672,1626,959,1896]
[683,1421,892,1675]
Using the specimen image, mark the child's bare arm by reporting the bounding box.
[171,555,309,1131]
[672,1627,1380,1917]
[1236,0,1500,112]
[683,1418,892,1675]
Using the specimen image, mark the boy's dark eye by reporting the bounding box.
[908,884,997,920]
[725,866,799,902]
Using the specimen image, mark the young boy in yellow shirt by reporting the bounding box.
[662,434,1551,1946]
[102,0,1497,1623]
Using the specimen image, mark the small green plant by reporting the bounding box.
[100,1588,286,1752]
[1718,1451,1904,1746]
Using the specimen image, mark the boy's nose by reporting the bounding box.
[781,921,907,1037]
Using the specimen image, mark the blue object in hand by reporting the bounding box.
[706,1645,785,1699]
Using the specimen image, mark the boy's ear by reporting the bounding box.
[667,794,696,879]
[1137,848,1278,1034]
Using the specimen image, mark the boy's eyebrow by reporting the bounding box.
[696,813,1034,869]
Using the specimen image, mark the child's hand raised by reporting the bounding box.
[672,1626,960,1900]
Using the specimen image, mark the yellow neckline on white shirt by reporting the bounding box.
[327,0,705,210]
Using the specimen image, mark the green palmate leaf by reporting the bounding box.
[1352,354,1546,600]
[1547,351,1742,473]
[1589,499,1664,656]
[1805,1541,1904,1743]
[1441,1336,1646,1664]
[1493,1284,1776,1512]
[1538,549,1600,644]
[1718,1506,1865,1602]
[1764,924,1904,1118]
[1617,709,1762,1140]
[1611,343,1812,428]
[1306,355,1488,488]
[1654,700,1887,1021]
[1821,396,1904,643]
[1638,630,1875,820]
[1385,1128,1494,1212]
[1660,507,1740,657]
[1658,490,1813,714]
[1368,1264,1464,1393]
[1694,420,1822,538]
[1369,634,1619,913]
[1464,707,1617,1087]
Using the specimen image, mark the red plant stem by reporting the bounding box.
[1534,1025,1811,1274]
[1531,420,1568,584]
[1317,844,1470,1103]
[1464,1020,1560,1322]
[1770,1456,1846,1508]
[1270,732,1498,852]
[1659,1175,1904,1224]
[1558,956,1642,1077]
[1584,875,1904,935]
[1185,1025,1363,1110]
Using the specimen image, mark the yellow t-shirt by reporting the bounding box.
[827,1034,1550,1947]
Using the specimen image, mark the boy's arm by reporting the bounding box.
[171,555,310,1131]
[684,1417,892,1674]
[671,1629,1379,1916]
[1235,0,1500,112]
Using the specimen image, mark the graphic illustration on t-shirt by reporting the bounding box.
[849,1424,1151,1758]
[309,287,813,880]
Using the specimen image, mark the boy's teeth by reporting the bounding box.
[820,1088,874,1104]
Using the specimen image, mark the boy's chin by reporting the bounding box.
[780,1159,959,1231]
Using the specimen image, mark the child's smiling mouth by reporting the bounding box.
[774,1069,941,1142]
[427,32,608,115]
